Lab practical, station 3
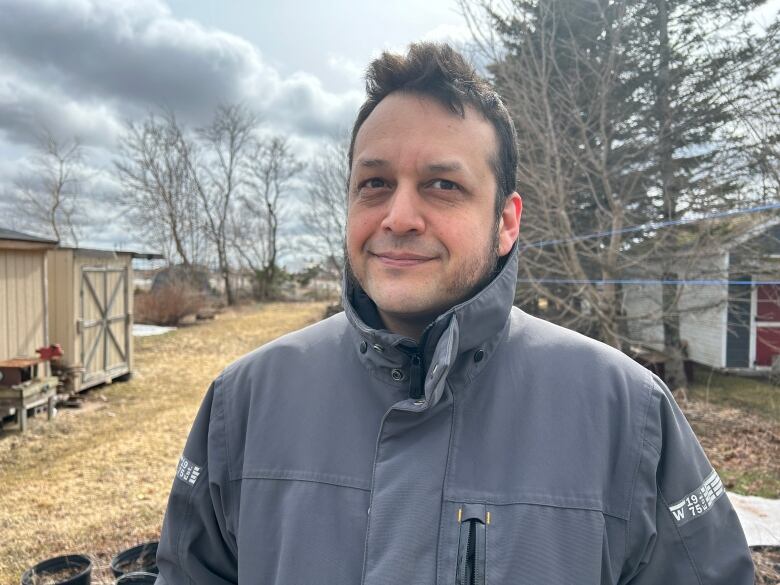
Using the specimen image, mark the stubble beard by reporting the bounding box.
[343,218,502,319]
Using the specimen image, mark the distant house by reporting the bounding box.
[623,217,780,372]
[290,263,341,301]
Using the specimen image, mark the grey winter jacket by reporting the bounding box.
[155,245,754,584]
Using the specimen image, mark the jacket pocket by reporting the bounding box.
[439,500,605,585]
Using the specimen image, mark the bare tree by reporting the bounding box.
[238,135,305,300]
[463,0,779,397]
[192,104,259,306]
[11,129,85,245]
[115,110,206,269]
[300,138,349,276]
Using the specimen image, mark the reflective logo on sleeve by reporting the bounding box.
[176,455,202,487]
[668,470,725,527]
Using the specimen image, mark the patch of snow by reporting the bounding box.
[132,324,176,337]
[730,492,780,546]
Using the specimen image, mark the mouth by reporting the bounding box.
[370,251,435,267]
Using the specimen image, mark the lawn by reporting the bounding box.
[0,302,326,584]
[685,366,780,498]
[0,305,777,583]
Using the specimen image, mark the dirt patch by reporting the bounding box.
[753,546,780,584]
[681,400,780,498]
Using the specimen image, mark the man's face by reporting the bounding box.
[346,92,521,332]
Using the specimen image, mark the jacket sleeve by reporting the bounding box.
[155,377,238,584]
[620,374,754,584]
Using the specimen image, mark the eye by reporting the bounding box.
[360,177,387,190]
[430,179,459,190]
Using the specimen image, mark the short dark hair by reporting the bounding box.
[348,42,518,217]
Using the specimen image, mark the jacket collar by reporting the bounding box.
[342,242,519,402]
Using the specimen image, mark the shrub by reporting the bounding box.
[134,280,207,326]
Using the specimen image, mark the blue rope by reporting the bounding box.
[517,278,780,286]
[520,202,780,250]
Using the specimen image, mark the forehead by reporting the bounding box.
[352,92,498,176]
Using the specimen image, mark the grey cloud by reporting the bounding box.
[0,0,259,118]
[0,70,124,147]
[0,0,361,143]
[266,73,362,137]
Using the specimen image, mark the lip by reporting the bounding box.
[370,252,435,267]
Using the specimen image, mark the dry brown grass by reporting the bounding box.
[0,302,326,585]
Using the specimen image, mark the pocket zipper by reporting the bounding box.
[456,508,487,585]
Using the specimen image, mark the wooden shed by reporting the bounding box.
[47,247,138,393]
[0,228,57,366]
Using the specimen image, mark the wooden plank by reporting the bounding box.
[0,240,55,251]
[0,357,43,368]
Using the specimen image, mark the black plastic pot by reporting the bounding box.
[110,542,158,577]
[21,553,92,585]
[115,572,157,584]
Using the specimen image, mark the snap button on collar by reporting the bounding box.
[474,349,485,363]
[372,343,384,353]
[391,369,404,381]
[359,341,368,354]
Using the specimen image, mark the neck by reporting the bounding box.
[377,309,435,343]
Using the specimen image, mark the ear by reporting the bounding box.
[498,192,522,256]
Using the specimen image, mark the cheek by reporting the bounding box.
[437,217,490,258]
[345,209,374,254]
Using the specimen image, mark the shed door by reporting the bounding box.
[79,265,130,385]
[726,276,751,368]
[756,284,780,367]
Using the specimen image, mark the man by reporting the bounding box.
[156,43,754,584]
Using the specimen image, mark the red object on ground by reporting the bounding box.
[35,344,63,361]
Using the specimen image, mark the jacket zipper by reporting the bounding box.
[409,352,424,400]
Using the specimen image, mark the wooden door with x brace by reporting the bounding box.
[78,265,130,388]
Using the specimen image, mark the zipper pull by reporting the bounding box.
[409,353,424,400]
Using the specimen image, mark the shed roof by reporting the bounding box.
[0,227,58,245]
[53,244,164,259]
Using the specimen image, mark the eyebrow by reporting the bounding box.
[355,159,464,173]
[426,161,463,173]
[356,158,389,168]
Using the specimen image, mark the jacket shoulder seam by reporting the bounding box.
[624,370,655,566]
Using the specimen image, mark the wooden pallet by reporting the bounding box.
[0,376,59,432]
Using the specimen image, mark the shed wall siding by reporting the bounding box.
[0,249,46,359]
[623,283,664,351]
[678,281,728,368]
[47,249,75,364]
[622,254,728,368]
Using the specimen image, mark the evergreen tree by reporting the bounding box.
[475,0,778,390]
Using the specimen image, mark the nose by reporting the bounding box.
[380,181,425,234]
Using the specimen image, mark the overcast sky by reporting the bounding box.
[0,0,776,262]
[0,0,471,257]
